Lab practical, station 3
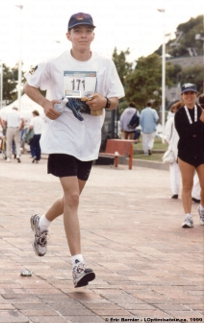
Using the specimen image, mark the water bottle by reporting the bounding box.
[54,97,68,113]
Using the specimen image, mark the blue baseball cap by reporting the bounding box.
[181,83,197,93]
[68,12,96,30]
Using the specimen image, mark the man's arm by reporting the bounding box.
[24,83,47,107]
[19,118,24,131]
[0,118,7,132]
[24,83,61,120]
[85,93,118,111]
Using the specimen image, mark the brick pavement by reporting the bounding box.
[0,154,203,323]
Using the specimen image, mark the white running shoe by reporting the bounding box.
[198,205,204,225]
[72,260,95,288]
[30,214,48,256]
[182,215,194,228]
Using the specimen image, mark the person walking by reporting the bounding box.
[24,12,124,288]
[140,101,159,155]
[29,110,43,163]
[175,84,204,228]
[165,101,182,199]
[119,102,139,140]
[191,94,204,203]
[3,107,24,163]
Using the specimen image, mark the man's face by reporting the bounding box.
[66,25,95,52]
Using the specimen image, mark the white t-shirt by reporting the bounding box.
[120,107,139,132]
[30,116,43,135]
[4,109,22,128]
[25,50,124,161]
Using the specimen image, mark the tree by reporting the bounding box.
[155,15,203,57]
[112,15,203,117]
[2,63,21,104]
[112,47,133,87]
[166,63,182,86]
[179,65,204,94]
[2,63,45,105]
[125,53,174,110]
[124,54,178,111]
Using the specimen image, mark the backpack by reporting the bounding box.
[127,112,140,129]
[24,128,34,144]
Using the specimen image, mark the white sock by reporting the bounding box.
[71,254,84,267]
[185,213,192,218]
[39,214,51,231]
[200,204,204,210]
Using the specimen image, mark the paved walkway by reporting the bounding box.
[0,154,203,323]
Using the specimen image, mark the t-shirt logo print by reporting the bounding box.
[29,65,38,75]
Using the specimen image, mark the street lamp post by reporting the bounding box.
[158,9,166,143]
[15,5,23,111]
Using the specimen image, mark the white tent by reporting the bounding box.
[0,93,44,123]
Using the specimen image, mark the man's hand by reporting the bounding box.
[42,100,61,120]
[84,93,106,111]
[24,83,61,120]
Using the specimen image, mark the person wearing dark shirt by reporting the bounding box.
[175,84,204,228]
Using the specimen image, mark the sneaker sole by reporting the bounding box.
[74,272,95,288]
[182,223,193,228]
[32,241,45,257]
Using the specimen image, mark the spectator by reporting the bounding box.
[140,101,159,155]
[3,107,24,163]
[29,110,43,163]
[165,101,183,199]
[191,94,204,203]
[175,84,204,228]
[119,102,139,140]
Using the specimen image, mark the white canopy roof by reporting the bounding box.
[0,93,44,120]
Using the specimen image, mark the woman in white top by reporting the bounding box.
[30,110,43,163]
[165,101,183,199]
[120,102,139,139]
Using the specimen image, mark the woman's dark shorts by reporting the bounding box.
[178,153,204,168]
[48,154,93,181]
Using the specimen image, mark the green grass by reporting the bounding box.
[133,152,164,162]
[133,137,167,162]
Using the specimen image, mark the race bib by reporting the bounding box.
[64,71,97,98]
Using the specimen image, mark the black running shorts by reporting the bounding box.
[48,154,93,181]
